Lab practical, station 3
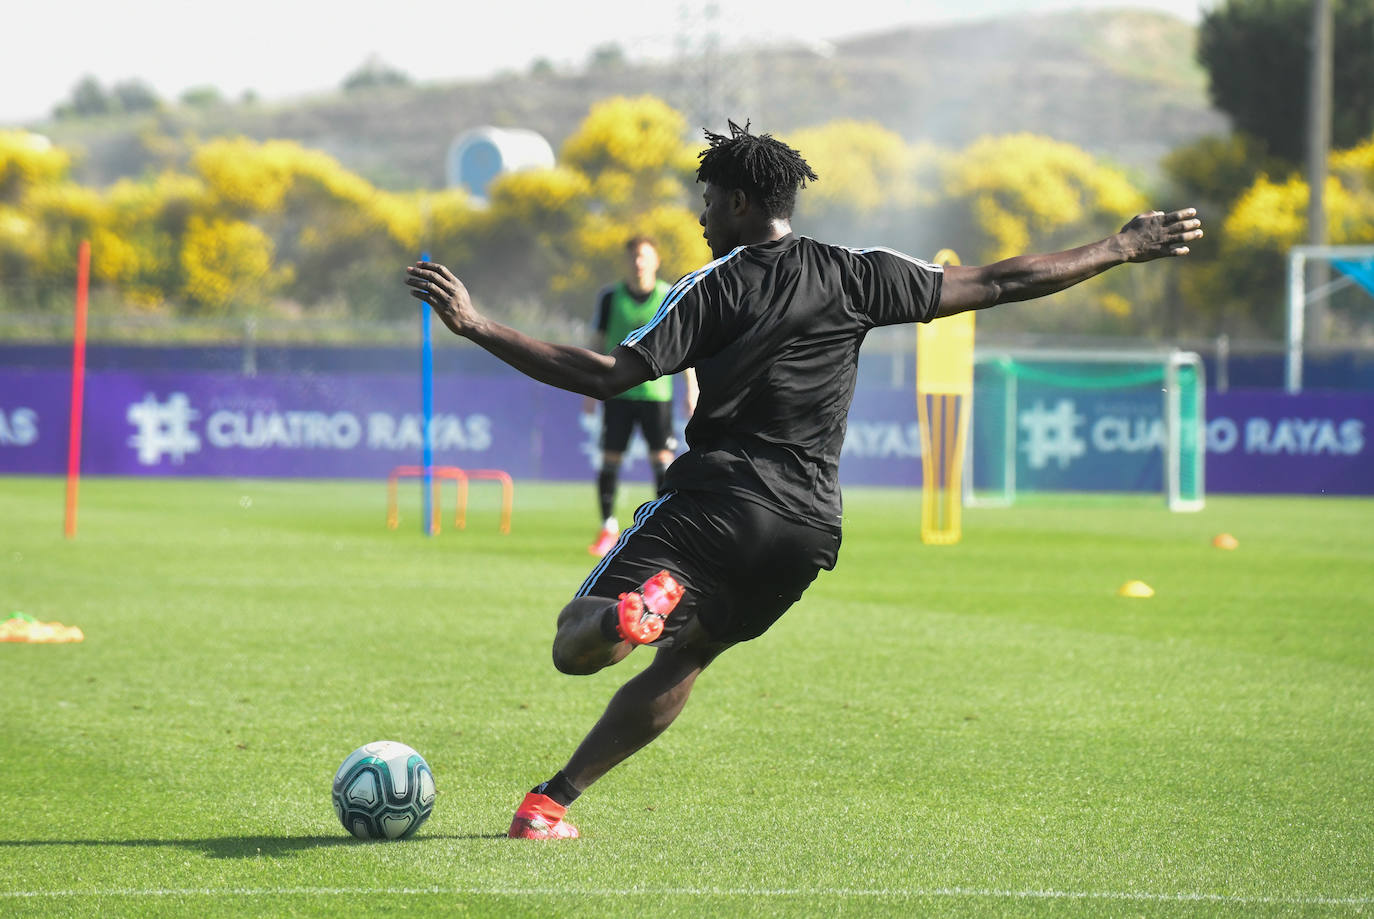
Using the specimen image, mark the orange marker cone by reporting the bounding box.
[1,612,84,643]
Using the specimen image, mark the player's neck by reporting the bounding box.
[626,277,656,297]
[740,218,793,248]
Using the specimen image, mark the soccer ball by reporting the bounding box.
[332,740,436,840]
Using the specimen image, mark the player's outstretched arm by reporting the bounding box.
[405,261,653,400]
[935,208,1204,318]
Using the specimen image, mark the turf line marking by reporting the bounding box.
[1,887,1370,905]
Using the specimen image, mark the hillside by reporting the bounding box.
[37,9,1227,189]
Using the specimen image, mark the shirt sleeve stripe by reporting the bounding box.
[845,245,945,274]
[619,246,747,348]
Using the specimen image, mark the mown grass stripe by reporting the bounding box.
[1,886,1370,905]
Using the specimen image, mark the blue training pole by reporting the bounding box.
[420,251,434,536]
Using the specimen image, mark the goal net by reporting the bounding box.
[965,349,1205,511]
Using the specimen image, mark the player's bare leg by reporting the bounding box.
[552,597,634,675]
[512,597,645,840]
[560,623,732,791]
[511,587,725,839]
[552,570,685,675]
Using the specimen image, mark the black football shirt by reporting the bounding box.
[621,233,943,530]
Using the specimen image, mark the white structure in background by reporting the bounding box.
[19,131,52,151]
[446,127,555,201]
[1285,245,1374,393]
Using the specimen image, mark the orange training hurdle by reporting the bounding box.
[386,465,513,534]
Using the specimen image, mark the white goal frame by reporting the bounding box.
[1286,245,1374,393]
[963,348,1206,512]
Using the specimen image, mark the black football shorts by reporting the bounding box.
[574,489,841,645]
[600,398,676,454]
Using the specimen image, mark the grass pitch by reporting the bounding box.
[1,477,1371,918]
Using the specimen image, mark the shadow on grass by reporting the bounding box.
[0,834,504,858]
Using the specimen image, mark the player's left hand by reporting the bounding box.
[1119,208,1205,262]
[405,261,481,336]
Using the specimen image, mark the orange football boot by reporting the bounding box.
[508,791,580,839]
[615,570,685,645]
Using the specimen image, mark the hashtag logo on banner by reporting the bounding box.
[126,393,201,465]
[1019,399,1086,470]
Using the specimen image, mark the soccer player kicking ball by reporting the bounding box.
[405,120,1203,840]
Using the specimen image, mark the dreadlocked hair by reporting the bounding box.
[696,119,818,220]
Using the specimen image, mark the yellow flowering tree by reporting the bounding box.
[462,101,706,316]
[1207,134,1374,335]
[99,172,208,309]
[935,134,1150,332]
[0,131,70,204]
[1226,139,1374,249]
[457,165,592,312]
[942,134,1146,260]
[22,184,105,283]
[9,106,1273,338]
[193,137,421,315]
[556,204,710,304]
[179,216,280,313]
[529,96,706,312]
[0,132,73,303]
[559,95,697,216]
[784,121,942,252]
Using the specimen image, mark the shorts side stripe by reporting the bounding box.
[575,492,675,598]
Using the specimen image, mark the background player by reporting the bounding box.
[584,236,698,557]
[405,120,1203,840]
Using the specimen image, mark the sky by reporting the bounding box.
[0,0,1206,126]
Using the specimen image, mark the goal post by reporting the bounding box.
[1165,354,1205,512]
[964,348,1206,512]
[1286,245,1374,392]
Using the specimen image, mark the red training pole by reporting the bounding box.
[63,239,90,540]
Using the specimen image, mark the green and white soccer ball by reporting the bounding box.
[332,740,436,840]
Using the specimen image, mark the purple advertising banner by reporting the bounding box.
[1205,391,1371,495]
[0,370,551,479]
[0,369,1371,495]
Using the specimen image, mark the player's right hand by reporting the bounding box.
[405,261,480,336]
[1120,208,1204,262]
